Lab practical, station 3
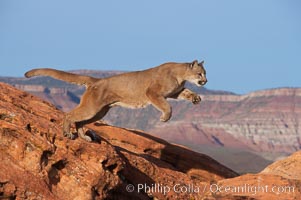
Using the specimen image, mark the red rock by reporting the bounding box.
[211,174,301,200]
[203,150,301,199]
[260,151,301,180]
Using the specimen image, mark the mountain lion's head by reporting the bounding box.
[186,60,207,86]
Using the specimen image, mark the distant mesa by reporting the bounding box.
[14,84,68,95]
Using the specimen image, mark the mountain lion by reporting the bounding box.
[25,60,207,141]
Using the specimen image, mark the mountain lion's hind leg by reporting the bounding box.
[75,122,92,142]
[63,102,106,141]
[75,106,110,142]
[63,115,74,139]
[63,107,96,140]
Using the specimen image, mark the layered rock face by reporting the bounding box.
[199,89,301,154]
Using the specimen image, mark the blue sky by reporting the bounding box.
[0,0,300,94]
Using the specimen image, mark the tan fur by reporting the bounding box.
[25,68,98,87]
[25,60,207,141]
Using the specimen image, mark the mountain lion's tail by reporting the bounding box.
[25,68,98,87]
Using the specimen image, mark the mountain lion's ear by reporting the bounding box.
[190,60,198,68]
[199,60,204,65]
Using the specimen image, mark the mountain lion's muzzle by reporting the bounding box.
[198,80,207,86]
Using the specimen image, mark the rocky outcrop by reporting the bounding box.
[261,151,301,180]
[210,173,301,200]
[206,151,301,200]
[0,82,238,200]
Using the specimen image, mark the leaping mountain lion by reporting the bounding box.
[25,60,207,141]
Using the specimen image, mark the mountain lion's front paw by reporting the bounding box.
[192,95,201,104]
